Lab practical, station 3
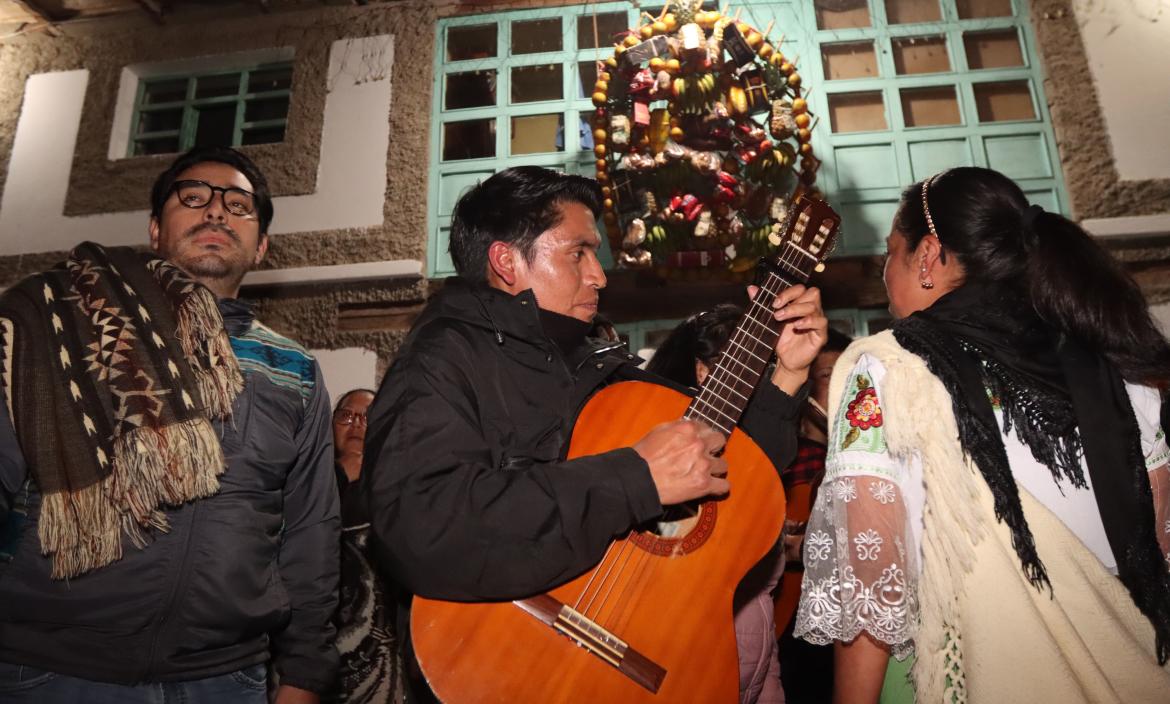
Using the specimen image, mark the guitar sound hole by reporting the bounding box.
[649,501,702,539]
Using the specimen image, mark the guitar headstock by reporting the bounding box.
[767,196,841,282]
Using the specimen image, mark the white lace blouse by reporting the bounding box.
[793,353,1170,659]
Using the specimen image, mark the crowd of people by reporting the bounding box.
[0,147,1165,704]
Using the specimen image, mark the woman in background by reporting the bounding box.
[794,167,1170,703]
[331,389,404,704]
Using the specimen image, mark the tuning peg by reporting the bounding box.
[768,232,782,246]
[814,262,826,273]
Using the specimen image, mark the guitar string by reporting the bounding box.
[581,531,642,622]
[577,531,639,617]
[572,536,627,612]
[572,217,830,629]
[584,273,791,623]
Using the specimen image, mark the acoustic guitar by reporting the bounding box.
[411,196,841,703]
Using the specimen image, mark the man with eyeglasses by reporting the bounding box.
[0,146,339,704]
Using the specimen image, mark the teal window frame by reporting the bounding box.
[428,0,1069,276]
[430,3,640,277]
[128,62,294,157]
[792,0,1068,255]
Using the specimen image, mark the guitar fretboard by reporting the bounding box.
[682,248,811,438]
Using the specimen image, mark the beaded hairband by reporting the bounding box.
[921,173,941,242]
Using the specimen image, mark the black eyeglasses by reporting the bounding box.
[333,409,367,427]
[171,180,256,217]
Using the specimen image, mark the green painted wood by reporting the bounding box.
[427,0,1068,274]
[129,63,292,157]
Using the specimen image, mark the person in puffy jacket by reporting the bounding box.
[363,166,827,701]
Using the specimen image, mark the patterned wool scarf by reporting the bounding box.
[0,242,243,579]
[893,283,1170,664]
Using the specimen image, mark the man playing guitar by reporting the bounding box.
[362,166,827,702]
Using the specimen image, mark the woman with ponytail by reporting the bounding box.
[793,167,1170,703]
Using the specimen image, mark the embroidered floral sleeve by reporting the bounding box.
[1131,384,1170,569]
[794,354,919,659]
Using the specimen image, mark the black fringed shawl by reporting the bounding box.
[892,283,1170,664]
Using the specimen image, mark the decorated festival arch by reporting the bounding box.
[591,0,824,280]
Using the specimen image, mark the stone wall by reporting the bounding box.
[0,1,438,373]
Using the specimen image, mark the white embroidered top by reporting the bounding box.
[793,353,1170,659]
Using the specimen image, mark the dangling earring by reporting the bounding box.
[919,260,934,289]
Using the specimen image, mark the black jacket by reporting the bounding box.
[0,300,340,693]
[363,279,804,602]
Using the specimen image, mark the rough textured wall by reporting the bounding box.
[0,1,436,370]
[1028,0,1170,219]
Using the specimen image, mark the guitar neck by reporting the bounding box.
[683,259,807,439]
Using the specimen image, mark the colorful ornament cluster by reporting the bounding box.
[592,0,822,279]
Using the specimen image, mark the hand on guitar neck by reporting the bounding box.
[633,419,729,506]
[750,283,829,396]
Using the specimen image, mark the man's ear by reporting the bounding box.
[486,241,519,288]
[254,233,269,266]
[148,217,161,251]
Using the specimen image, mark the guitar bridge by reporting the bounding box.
[514,595,667,693]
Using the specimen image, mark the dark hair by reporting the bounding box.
[823,327,853,355]
[150,146,275,235]
[895,166,1170,385]
[333,388,375,415]
[448,166,603,282]
[646,304,744,387]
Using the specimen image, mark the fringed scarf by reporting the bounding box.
[893,283,1170,664]
[0,242,243,579]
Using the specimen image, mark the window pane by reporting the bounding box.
[901,86,960,127]
[241,126,286,145]
[828,91,888,133]
[447,24,497,61]
[194,103,236,147]
[195,73,241,99]
[513,19,561,54]
[249,66,293,92]
[822,42,878,80]
[138,108,183,134]
[578,11,628,50]
[892,36,951,74]
[974,81,1035,122]
[511,113,565,154]
[964,30,1024,69]
[956,0,1012,19]
[446,70,496,110]
[245,96,290,122]
[443,118,495,160]
[142,78,188,105]
[815,0,870,30]
[578,61,599,100]
[512,64,563,103]
[580,110,596,150]
[884,0,941,24]
[134,136,180,156]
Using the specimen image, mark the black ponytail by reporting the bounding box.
[1027,211,1170,386]
[895,167,1170,387]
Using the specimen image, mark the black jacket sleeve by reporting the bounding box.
[738,379,809,475]
[363,340,662,602]
[271,363,341,694]
[0,385,26,523]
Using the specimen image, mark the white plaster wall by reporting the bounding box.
[0,35,397,257]
[312,346,379,404]
[1076,0,1170,181]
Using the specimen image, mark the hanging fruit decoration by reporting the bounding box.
[594,0,822,279]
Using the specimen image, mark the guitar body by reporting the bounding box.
[412,380,786,703]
